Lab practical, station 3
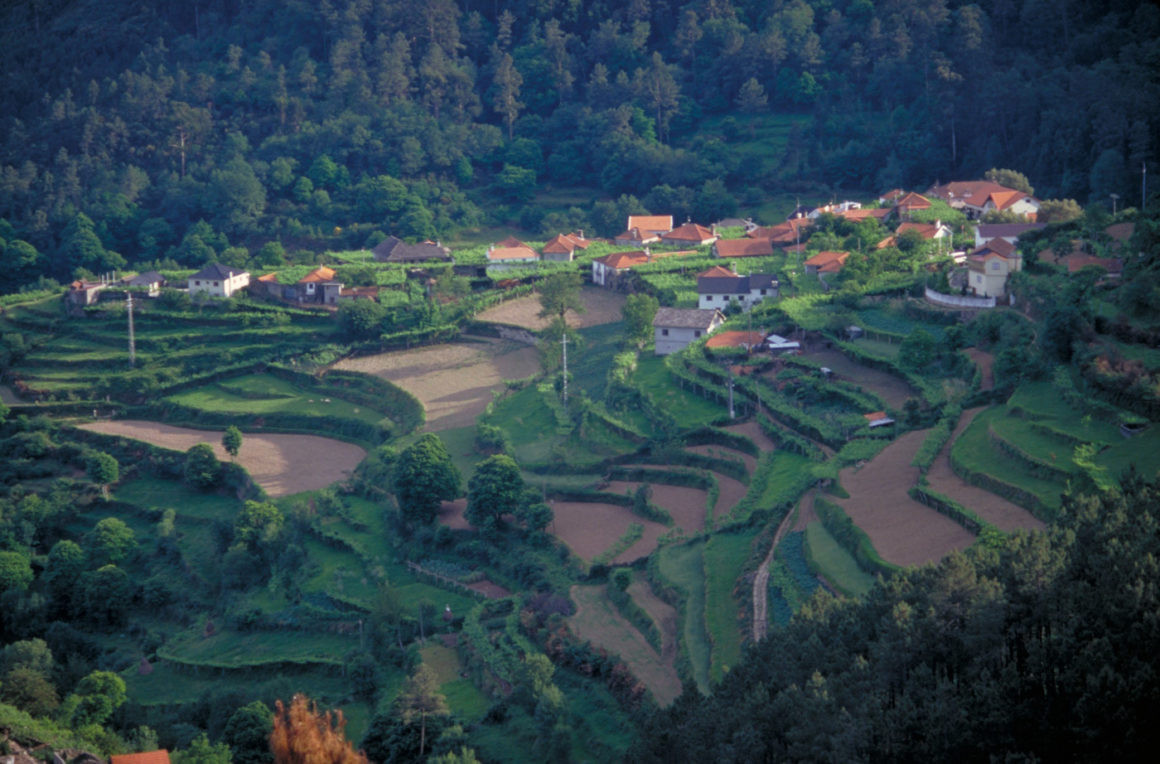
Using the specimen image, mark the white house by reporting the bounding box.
[652,307,725,355]
[188,263,250,298]
[696,266,778,311]
[966,238,1022,298]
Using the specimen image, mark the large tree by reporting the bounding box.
[622,293,659,347]
[395,665,449,758]
[391,433,461,525]
[537,271,584,325]
[465,454,525,529]
[271,694,367,764]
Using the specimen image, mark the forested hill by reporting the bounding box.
[1,0,1157,286]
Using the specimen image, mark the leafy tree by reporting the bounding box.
[88,516,136,565]
[222,426,243,460]
[492,52,523,140]
[537,271,584,325]
[337,299,387,340]
[85,450,119,499]
[172,733,233,764]
[83,564,132,626]
[271,694,367,764]
[519,502,554,534]
[0,638,54,677]
[392,433,461,525]
[234,500,284,548]
[395,665,449,758]
[1038,198,1084,223]
[184,443,220,490]
[898,328,936,370]
[465,454,525,528]
[984,168,1034,195]
[44,540,86,609]
[622,293,659,347]
[735,77,768,113]
[0,666,60,716]
[64,670,126,726]
[0,550,33,593]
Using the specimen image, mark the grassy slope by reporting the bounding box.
[805,521,874,597]
[657,541,712,695]
[702,529,756,684]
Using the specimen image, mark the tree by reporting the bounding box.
[64,670,126,726]
[735,77,768,114]
[172,733,233,764]
[271,694,367,764]
[184,443,220,489]
[337,299,386,341]
[222,426,243,460]
[635,52,680,142]
[222,702,273,764]
[519,502,554,534]
[234,500,284,548]
[492,52,523,140]
[44,540,85,610]
[89,516,136,566]
[622,293,660,346]
[465,454,525,529]
[1038,198,1084,223]
[0,550,33,593]
[83,564,132,626]
[85,450,119,499]
[392,433,461,525]
[395,665,449,758]
[537,271,584,325]
[898,328,936,370]
[0,666,59,716]
[984,168,1034,195]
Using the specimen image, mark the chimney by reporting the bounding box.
[577,229,584,239]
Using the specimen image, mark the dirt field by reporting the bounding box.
[474,287,626,330]
[78,420,366,497]
[548,500,668,563]
[686,443,757,475]
[837,428,976,566]
[437,498,471,530]
[627,578,680,663]
[926,407,1045,532]
[0,385,26,405]
[606,480,707,533]
[800,348,916,409]
[721,420,777,453]
[568,585,682,706]
[334,339,541,431]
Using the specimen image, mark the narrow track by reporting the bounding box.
[752,492,811,642]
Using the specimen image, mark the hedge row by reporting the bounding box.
[136,399,387,446]
[607,580,663,653]
[756,413,826,459]
[607,465,714,492]
[909,485,991,536]
[592,523,644,566]
[911,404,962,472]
[272,364,425,434]
[830,337,935,403]
[814,497,899,578]
[682,426,759,457]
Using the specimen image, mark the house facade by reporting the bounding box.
[974,223,1046,248]
[966,238,1022,297]
[803,250,849,275]
[296,266,342,305]
[541,232,590,262]
[652,307,725,355]
[696,266,778,311]
[626,215,673,238]
[591,250,650,287]
[189,263,250,297]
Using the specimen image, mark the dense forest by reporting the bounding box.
[2,0,1158,287]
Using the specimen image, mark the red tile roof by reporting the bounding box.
[894,192,931,211]
[698,265,736,279]
[615,227,657,243]
[488,245,538,261]
[705,330,767,349]
[542,233,589,254]
[662,222,716,243]
[595,250,652,269]
[896,222,942,239]
[714,238,774,257]
[627,215,673,235]
[804,251,850,271]
[298,266,337,283]
[495,235,527,248]
[839,208,891,222]
[111,751,171,764]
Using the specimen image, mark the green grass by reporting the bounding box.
[116,476,243,522]
[952,407,1065,511]
[634,354,726,427]
[157,626,358,668]
[656,540,711,695]
[420,644,489,721]
[804,521,874,597]
[168,373,388,425]
[852,337,901,360]
[486,384,560,463]
[571,322,625,402]
[702,529,755,683]
[1099,425,1160,482]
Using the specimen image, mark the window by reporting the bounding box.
[694,330,701,337]
[194,280,200,286]
[306,282,316,293]
[990,262,1000,271]
[760,289,767,295]
[705,295,713,301]
[213,281,220,286]
[661,328,669,336]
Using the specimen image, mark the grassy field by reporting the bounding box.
[702,530,755,683]
[634,355,726,427]
[168,373,389,425]
[570,322,626,403]
[156,627,357,668]
[804,521,875,597]
[486,383,560,463]
[657,541,711,695]
[116,476,242,522]
[419,644,489,721]
[952,407,1065,512]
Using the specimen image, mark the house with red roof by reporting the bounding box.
[713,238,774,258]
[487,242,539,266]
[541,232,590,262]
[697,265,778,311]
[705,330,768,351]
[747,217,811,246]
[878,220,953,250]
[966,238,1021,297]
[614,226,659,247]
[111,751,171,764]
[627,215,673,237]
[893,192,932,219]
[591,250,652,287]
[927,180,1040,220]
[661,222,718,246]
[803,250,850,275]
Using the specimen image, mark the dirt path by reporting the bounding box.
[568,585,683,706]
[78,420,366,497]
[752,492,809,642]
[926,407,1046,532]
[837,429,976,566]
[965,349,995,391]
[334,339,540,431]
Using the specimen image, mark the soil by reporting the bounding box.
[836,429,976,567]
[437,498,471,530]
[568,584,683,706]
[467,580,511,599]
[799,348,917,409]
[721,420,778,453]
[78,420,366,497]
[547,500,668,563]
[475,287,627,330]
[626,578,680,663]
[965,348,995,391]
[333,339,541,431]
[926,407,1046,532]
[0,384,27,405]
[685,443,757,475]
[605,480,707,533]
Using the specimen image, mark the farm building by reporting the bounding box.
[713,237,774,258]
[653,307,725,355]
[803,251,849,275]
[696,265,778,311]
[661,222,718,246]
[124,271,165,296]
[541,232,591,262]
[188,263,250,298]
[373,236,452,264]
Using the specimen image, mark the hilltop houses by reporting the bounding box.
[661,222,717,247]
[803,251,849,275]
[487,237,539,266]
[928,180,1041,220]
[653,307,725,355]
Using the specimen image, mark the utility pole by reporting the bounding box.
[561,332,568,407]
[727,371,735,419]
[126,292,136,367]
[1143,162,1148,210]
[1111,193,1119,216]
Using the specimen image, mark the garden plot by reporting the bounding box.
[837,428,976,566]
[475,287,626,329]
[548,500,668,563]
[800,348,917,409]
[605,480,707,533]
[334,339,540,431]
[78,420,365,497]
[568,585,683,706]
[927,408,1045,532]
